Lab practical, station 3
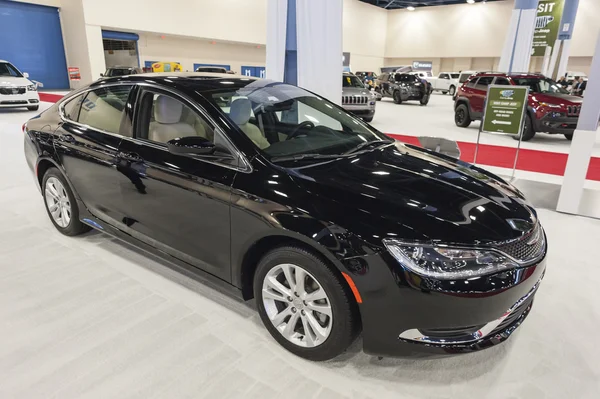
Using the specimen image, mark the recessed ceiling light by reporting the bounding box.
[467,0,475,3]
[407,6,415,11]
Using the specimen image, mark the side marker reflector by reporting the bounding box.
[341,272,363,304]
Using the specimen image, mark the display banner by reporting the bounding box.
[411,61,433,71]
[482,85,529,135]
[532,0,565,56]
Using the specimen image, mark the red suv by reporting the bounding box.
[454,72,582,141]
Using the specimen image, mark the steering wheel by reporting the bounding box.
[286,121,315,141]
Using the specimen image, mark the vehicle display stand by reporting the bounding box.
[473,85,530,181]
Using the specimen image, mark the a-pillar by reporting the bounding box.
[498,0,538,73]
[556,33,600,215]
[266,0,343,104]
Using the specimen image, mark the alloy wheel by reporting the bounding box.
[261,263,333,348]
[455,109,465,124]
[45,177,71,228]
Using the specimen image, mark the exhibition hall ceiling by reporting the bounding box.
[360,0,505,9]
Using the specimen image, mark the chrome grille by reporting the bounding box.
[494,223,545,263]
[342,95,368,105]
[567,105,581,117]
[0,87,25,95]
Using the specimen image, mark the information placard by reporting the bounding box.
[482,85,529,135]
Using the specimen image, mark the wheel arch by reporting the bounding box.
[35,157,62,189]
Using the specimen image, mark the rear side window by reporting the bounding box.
[62,94,84,121]
[78,86,133,135]
[440,73,449,79]
[466,77,479,88]
[476,76,494,89]
[494,77,511,85]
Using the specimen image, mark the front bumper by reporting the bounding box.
[342,104,375,118]
[346,250,546,357]
[533,114,578,135]
[0,91,40,108]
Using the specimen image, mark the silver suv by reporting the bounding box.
[342,73,376,122]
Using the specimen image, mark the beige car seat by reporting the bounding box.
[229,98,269,149]
[149,95,198,143]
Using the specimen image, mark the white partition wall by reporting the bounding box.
[266,0,287,82]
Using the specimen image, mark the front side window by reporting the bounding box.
[512,77,568,94]
[0,62,23,77]
[342,75,365,88]
[78,86,132,135]
[209,80,391,160]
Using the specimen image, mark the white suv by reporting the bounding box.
[0,60,41,111]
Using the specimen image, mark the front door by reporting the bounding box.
[55,85,134,225]
[115,87,239,280]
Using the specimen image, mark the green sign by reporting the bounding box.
[532,0,565,57]
[482,86,529,135]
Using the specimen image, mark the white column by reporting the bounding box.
[266,0,287,82]
[498,0,538,73]
[296,0,343,104]
[557,33,600,214]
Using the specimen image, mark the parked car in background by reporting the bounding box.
[408,71,433,79]
[0,60,40,111]
[376,72,431,105]
[342,72,376,122]
[454,72,582,141]
[355,71,378,90]
[426,72,460,96]
[195,66,228,74]
[23,73,546,360]
[101,66,143,78]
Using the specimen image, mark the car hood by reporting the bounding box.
[342,87,372,97]
[289,143,537,246]
[0,76,31,87]
[532,92,582,105]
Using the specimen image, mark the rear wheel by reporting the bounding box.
[42,167,90,236]
[449,86,456,96]
[420,95,430,106]
[455,104,471,128]
[254,246,360,361]
[393,90,402,104]
[513,114,535,141]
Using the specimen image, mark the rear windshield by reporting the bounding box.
[459,73,473,83]
[105,68,132,77]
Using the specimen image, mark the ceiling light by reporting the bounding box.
[466,0,475,3]
[407,6,415,11]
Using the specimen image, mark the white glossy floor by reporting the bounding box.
[1,103,600,398]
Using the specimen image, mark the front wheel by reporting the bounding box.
[393,90,402,104]
[420,94,430,106]
[254,246,360,361]
[512,114,535,141]
[42,167,90,236]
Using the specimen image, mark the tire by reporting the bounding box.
[454,104,471,128]
[564,133,574,140]
[449,85,456,96]
[420,95,430,106]
[254,246,360,361]
[42,167,91,236]
[512,114,535,141]
[27,105,39,111]
[363,116,373,123]
[393,90,402,104]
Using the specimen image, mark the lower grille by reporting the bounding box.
[0,87,26,95]
[342,95,368,105]
[494,223,545,263]
[491,296,533,335]
[1,100,28,105]
[419,325,486,339]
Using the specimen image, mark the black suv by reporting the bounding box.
[375,72,431,105]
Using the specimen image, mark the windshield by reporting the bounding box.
[209,80,391,160]
[0,62,23,77]
[451,73,459,79]
[512,77,568,94]
[342,75,365,88]
[105,68,132,77]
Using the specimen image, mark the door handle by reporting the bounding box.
[118,151,143,162]
[58,134,75,143]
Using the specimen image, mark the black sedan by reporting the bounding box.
[23,73,546,361]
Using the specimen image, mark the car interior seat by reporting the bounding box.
[229,98,270,149]
[149,95,198,143]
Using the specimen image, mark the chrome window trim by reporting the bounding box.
[58,81,253,173]
[398,276,542,345]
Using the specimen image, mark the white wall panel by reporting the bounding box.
[343,0,387,71]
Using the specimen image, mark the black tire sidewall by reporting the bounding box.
[42,167,89,236]
[393,90,402,104]
[514,114,535,141]
[253,247,358,361]
[455,104,470,127]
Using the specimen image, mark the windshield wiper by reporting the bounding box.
[344,139,393,155]
[271,153,343,163]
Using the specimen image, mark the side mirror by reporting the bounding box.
[167,136,216,156]
[23,72,29,78]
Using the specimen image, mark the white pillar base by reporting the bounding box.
[556,129,597,214]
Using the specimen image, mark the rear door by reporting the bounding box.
[55,84,134,225]
[470,76,493,116]
[115,87,242,280]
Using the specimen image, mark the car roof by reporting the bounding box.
[474,72,545,78]
[91,73,259,92]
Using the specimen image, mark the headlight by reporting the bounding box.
[383,240,518,279]
[27,84,37,91]
[539,102,561,108]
